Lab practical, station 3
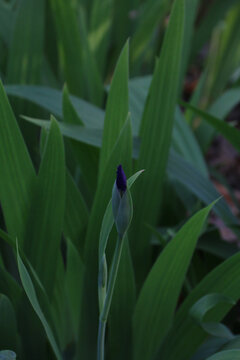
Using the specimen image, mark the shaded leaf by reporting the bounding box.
[133,202,215,360]
[16,242,62,360]
[0,80,36,244]
[24,117,65,299]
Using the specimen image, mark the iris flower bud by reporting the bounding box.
[112,165,133,237]
[116,165,127,194]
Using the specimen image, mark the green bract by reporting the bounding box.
[112,182,133,238]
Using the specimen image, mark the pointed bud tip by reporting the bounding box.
[116,165,127,193]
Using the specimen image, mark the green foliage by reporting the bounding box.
[16,242,62,359]
[0,295,18,351]
[133,202,214,360]
[0,0,240,359]
[130,0,185,283]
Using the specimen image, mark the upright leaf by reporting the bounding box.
[160,252,240,360]
[130,0,171,69]
[6,0,45,85]
[24,117,65,298]
[99,41,129,177]
[130,0,185,283]
[78,9,103,106]
[62,85,99,197]
[133,202,214,360]
[64,172,89,254]
[0,80,36,244]
[179,0,200,86]
[89,0,114,74]
[50,0,84,97]
[65,239,84,338]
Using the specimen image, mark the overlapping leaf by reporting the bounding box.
[133,202,214,360]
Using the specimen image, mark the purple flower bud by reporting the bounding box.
[112,165,133,237]
[116,165,127,193]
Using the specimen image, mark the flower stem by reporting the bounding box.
[97,236,124,360]
[97,320,106,360]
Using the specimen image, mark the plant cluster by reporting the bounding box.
[0,0,240,359]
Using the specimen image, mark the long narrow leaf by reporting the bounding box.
[99,41,129,177]
[6,0,45,85]
[50,0,84,97]
[5,85,105,127]
[0,80,36,244]
[16,243,62,360]
[133,202,214,360]
[64,172,89,254]
[130,0,185,283]
[182,103,240,153]
[24,117,65,298]
[160,252,240,360]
